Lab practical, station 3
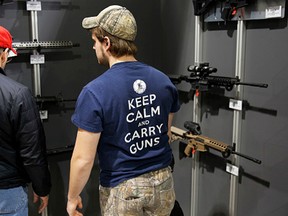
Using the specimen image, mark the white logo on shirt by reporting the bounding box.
[133,79,146,94]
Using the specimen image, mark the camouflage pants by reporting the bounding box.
[99,167,175,216]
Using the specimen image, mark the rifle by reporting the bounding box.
[12,40,80,52]
[169,63,268,96]
[171,121,261,164]
[35,95,76,104]
[0,0,13,5]
[46,144,74,156]
[192,0,249,21]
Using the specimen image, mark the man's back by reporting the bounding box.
[0,69,51,193]
[72,61,179,187]
[0,25,51,215]
[0,73,31,187]
[67,5,180,215]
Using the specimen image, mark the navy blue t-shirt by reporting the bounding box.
[72,61,180,187]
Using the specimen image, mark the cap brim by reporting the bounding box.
[82,16,99,29]
[10,47,17,55]
[8,48,17,57]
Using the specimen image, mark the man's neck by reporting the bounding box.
[109,55,137,68]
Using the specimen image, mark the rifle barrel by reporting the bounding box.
[237,82,268,88]
[232,151,262,164]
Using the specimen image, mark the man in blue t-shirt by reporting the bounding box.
[67,5,180,216]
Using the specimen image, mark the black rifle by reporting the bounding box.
[169,63,268,95]
[35,95,76,104]
[192,0,249,21]
[12,40,80,53]
[0,0,13,5]
[46,145,74,155]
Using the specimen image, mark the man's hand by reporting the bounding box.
[67,196,83,216]
[33,192,49,214]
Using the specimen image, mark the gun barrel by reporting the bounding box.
[232,151,262,164]
[237,82,268,88]
[35,96,76,103]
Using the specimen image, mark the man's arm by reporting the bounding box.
[67,128,101,216]
[12,87,51,213]
[168,113,175,144]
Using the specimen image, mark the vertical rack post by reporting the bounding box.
[28,1,47,216]
[29,0,42,97]
[229,18,246,216]
[190,15,203,216]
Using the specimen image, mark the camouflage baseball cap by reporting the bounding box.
[82,5,137,41]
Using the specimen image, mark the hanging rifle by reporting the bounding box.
[0,0,14,5]
[35,95,76,104]
[192,0,249,20]
[46,145,74,155]
[171,121,261,164]
[169,63,268,96]
[12,40,80,53]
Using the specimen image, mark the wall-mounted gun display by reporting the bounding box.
[35,94,77,120]
[171,121,261,164]
[169,62,268,96]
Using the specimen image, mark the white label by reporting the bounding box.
[30,54,45,64]
[8,49,17,58]
[226,163,239,176]
[26,1,42,11]
[39,110,48,120]
[229,99,242,111]
[265,6,282,18]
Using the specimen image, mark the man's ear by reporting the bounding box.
[103,36,111,49]
[0,51,5,61]
[0,49,9,65]
[0,52,6,68]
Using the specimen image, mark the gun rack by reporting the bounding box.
[23,0,79,121]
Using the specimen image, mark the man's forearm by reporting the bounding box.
[67,129,100,200]
[68,156,94,200]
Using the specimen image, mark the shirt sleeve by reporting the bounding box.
[71,87,104,133]
[170,84,180,113]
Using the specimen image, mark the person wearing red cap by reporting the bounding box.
[0,26,17,67]
[0,26,51,215]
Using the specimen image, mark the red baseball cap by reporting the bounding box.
[0,26,17,55]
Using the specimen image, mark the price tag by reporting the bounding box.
[39,110,48,120]
[229,99,242,111]
[26,1,42,11]
[226,163,239,176]
[265,6,282,19]
[30,54,45,64]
